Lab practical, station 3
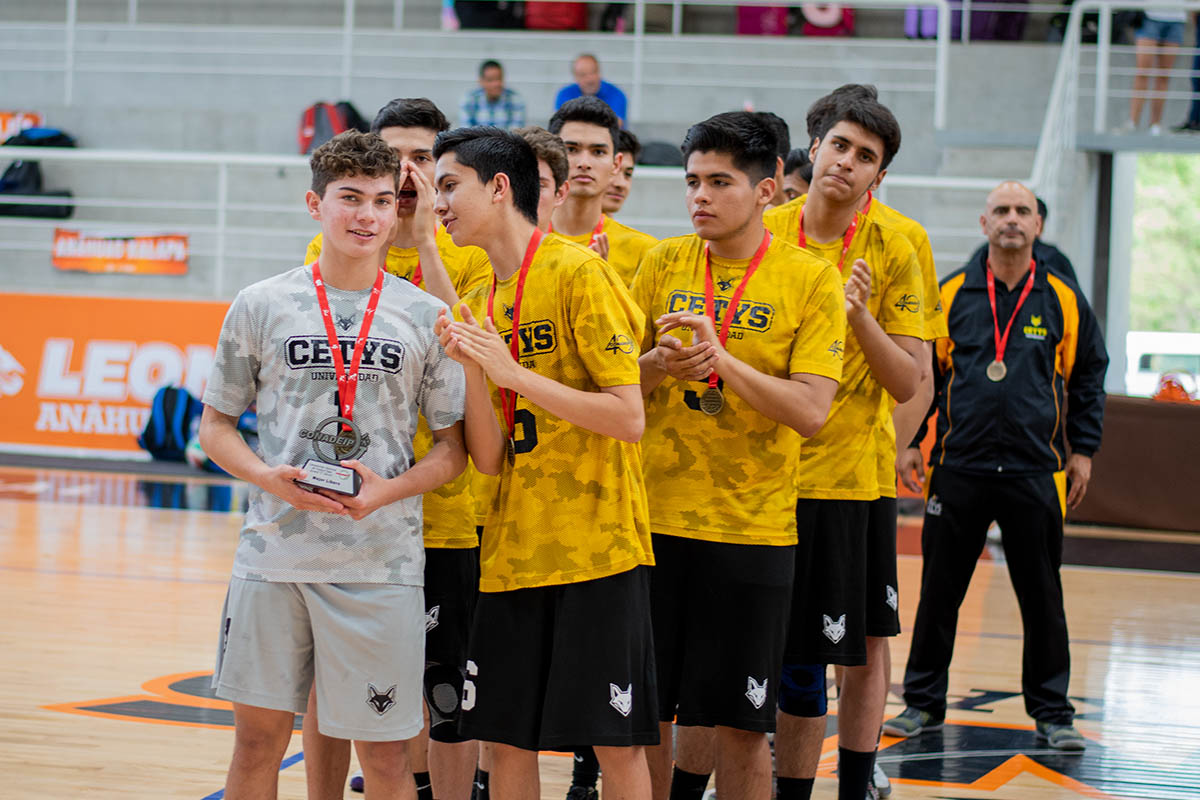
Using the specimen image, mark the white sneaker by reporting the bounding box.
[1116,120,1137,134]
[1150,123,1163,136]
[873,760,893,797]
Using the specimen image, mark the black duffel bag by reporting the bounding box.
[0,127,76,218]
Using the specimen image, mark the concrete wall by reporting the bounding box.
[0,12,1154,312]
[1,22,1072,173]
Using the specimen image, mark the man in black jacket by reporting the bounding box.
[883,181,1107,751]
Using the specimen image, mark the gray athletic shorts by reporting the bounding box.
[212,576,425,741]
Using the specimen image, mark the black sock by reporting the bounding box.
[669,766,711,800]
[472,768,489,800]
[414,770,434,800]
[571,747,601,788]
[837,747,875,800]
[776,776,815,800]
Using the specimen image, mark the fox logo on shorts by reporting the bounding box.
[425,605,440,632]
[886,585,899,611]
[745,676,768,709]
[926,495,943,516]
[367,684,396,716]
[822,614,846,644]
[609,683,632,717]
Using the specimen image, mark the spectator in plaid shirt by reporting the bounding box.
[458,60,526,128]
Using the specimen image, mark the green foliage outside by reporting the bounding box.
[1131,153,1200,333]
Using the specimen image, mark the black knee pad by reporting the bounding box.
[778,662,828,717]
[423,663,468,743]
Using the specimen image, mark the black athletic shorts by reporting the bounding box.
[458,566,659,751]
[423,545,480,743]
[785,499,871,666]
[651,533,793,732]
[865,496,901,637]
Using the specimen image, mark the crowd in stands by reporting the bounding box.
[446,0,1193,45]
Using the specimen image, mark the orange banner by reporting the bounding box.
[0,294,229,457]
[52,229,190,275]
[0,110,43,141]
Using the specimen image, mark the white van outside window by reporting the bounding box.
[1125,331,1200,397]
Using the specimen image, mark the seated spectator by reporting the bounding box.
[905,5,938,39]
[459,59,525,128]
[782,147,813,202]
[454,0,521,29]
[1126,9,1185,135]
[736,5,789,35]
[554,54,627,124]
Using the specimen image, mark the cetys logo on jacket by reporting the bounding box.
[1023,314,1048,341]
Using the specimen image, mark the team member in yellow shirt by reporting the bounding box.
[548,97,657,286]
[802,84,949,800]
[433,126,656,800]
[603,127,641,216]
[764,94,926,800]
[632,112,844,800]
[301,98,486,800]
[467,126,572,536]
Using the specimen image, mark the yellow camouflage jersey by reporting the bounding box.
[865,196,948,498]
[865,197,947,341]
[554,214,658,287]
[305,227,488,549]
[764,197,926,500]
[458,235,652,591]
[630,234,846,545]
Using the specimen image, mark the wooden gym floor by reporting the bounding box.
[1,463,1198,799]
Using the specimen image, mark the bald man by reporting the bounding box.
[883,182,1108,751]
[554,53,628,124]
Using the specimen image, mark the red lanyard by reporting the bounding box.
[549,214,605,246]
[703,230,772,392]
[411,259,422,288]
[311,260,385,425]
[862,190,873,215]
[589,214,605,245]
[486,229,544,441]
[986,258,1036,366]
[797,208,859,272]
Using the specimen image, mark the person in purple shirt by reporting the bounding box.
[554,53,628,125]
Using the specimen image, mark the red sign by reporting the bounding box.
[52,229,190,275]
[0,294,229,457]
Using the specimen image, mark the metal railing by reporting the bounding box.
[0,146,1002,298]
[1029,0,1200,238]
[8,0,951,129]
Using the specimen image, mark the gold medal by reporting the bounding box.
[699,386,725,415]
[986,360,1007,382]
[505,437,516,466]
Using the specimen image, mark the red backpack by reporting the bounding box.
[298,102,369,154]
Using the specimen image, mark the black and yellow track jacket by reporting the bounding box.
[914,250,1108,476]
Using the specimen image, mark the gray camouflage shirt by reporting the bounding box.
[203,265,465,585]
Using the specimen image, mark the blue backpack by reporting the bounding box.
[138,386,204,461]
